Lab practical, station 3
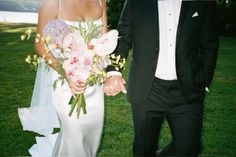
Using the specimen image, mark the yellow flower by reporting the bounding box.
[26,28,32,39]
[35,34,41,43]
[21,35,26,41]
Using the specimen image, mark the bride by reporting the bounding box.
[18,0,107,156]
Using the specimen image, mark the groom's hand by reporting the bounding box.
[104,75,127,96]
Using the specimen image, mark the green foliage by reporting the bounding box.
[106,0,124,29]
[217,0,236,36]
[72,20,102,44]
[0,0,235,36]
[0,23,236,157]
[0,0,125,28]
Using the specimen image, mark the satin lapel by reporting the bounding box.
[155,0,158,25]
[155,0,159,49]
[176,1,190,42]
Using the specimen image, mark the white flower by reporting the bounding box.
[94,30,119,56]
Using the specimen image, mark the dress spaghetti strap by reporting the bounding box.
[99,0,102,8]
[58,0,62,19]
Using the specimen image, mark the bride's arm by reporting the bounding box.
[100,0,108,34]
[35,0,59,71]
[35,0,85,94]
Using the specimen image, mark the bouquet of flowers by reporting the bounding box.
[23,19,125,118]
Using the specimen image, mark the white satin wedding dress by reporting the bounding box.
[18,18,104,157]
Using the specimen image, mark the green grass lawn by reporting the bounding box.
[0,23,235,157]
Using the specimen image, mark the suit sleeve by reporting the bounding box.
[107,0,133,72]
[199,1,219,87]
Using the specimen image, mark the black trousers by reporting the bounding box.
[132,78,205,157]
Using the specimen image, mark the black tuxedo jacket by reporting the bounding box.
[109,0,219,104]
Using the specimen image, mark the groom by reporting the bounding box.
[104,0,219,156]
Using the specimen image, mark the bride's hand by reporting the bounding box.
[66,78,87,94]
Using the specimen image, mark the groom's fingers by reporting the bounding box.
[118,78,127,94]
[104,83,118,96]
[69,83,86,94]
[120,84,127,94]
[122,77,126,84]
[108,83,121,96]
[107,84,116,95]
[110,77,124,95]
[115,77,127,94]
[104,81,115,96]
[104,76,116,95]
[104,75,126,96]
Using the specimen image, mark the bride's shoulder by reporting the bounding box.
[40,0,59,9]
[38,0,59,20]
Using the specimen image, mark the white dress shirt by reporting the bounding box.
[155,0,182,80]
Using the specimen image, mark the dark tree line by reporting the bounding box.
[0,0,235,36]
[106,0,125,29]
[217,0,236,36]
[107,0,236,37]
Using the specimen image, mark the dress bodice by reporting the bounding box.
[64,18,102,27]
[47,0,103,58]
[46,18,102,59]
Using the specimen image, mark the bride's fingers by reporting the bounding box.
[121,77,126,84]
[103,84,107,92]
[74,88,86,94]
[70,88,77,95]
[112,90,121,96]
[105,89,113,96]
[110,82,121,93]
[106,84,119,96]
[120,84,127,94]
[104,85,111,95]
[77,82,86,86]
[70,84,86,94]
[77,85,86,91]
[76,82,87,89]
[117,78,127,94]
[104,78,115,95]
[104,76,125,96]
[74,91,84,94]
[106,85,115,96]
[110,77,125,95]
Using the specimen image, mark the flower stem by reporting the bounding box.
[68,96,78,117]
[81,94,87,114]
[76,94,82,118]
[68,94,87,118]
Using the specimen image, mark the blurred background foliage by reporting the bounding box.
[0,0,235,36]
[107,0,236,36]
[217,0,236,36]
